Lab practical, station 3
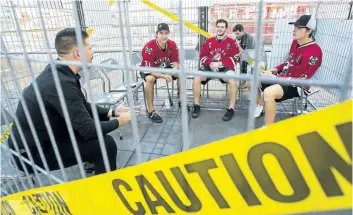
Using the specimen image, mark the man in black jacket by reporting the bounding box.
[8,28,131,175]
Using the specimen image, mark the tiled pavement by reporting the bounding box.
[0,94,294,190]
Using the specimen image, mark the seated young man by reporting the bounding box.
[192,19,241,121]
[233,24,256,74]
[140,23,187,123]
[248,15,322,127]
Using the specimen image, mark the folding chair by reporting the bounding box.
[292,87,320,116]
[79,67,128,107]
[99,58,144,107]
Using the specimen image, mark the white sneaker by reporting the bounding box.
[254,105,264,118]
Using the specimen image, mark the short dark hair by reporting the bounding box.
[306,28,314,38]
[216,19,228,28]
[233,24,244,32]
[55,28,89,56]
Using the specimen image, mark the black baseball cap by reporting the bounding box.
[289,15,316,30]
[156,23,170,32]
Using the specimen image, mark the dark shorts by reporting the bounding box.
[200,66,234,85]
[261,83,300,102]
[140,66,177,84]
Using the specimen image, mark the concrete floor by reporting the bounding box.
[1,91,351,215]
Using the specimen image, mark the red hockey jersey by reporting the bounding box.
[141,39,179,70]
[276,40,322,80]
[200,36,240,69]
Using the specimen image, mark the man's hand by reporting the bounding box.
[171,63,179,69]
[210,62,221,72]
[117,111,131,127]
[260,70,276,77]
[163,75,173,82]
[268,68,278,74]
[114,105,129,117]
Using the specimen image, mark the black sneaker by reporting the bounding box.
[222,108,234,121]
[148,110,163,123]
[84,162,95,174]
[178,101,190,112]
[192,104,201,118]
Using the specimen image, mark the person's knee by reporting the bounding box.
[264,85,282,102]
[145,75,156,85]
[228,79,238,87]
[225,70,237,85]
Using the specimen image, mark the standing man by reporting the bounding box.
[8,28,132,175]
[251,15,322,126]
[192,19,241,121]
[140,23,187,123]
[232,24,256,74]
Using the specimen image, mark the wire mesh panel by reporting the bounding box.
[0,0,352,205]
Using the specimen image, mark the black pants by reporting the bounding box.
[240,61,248,74]
[13,135,117,175]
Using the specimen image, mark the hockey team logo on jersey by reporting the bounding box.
[282,61,293,75]
[309,56,318,65]
[213,53,221,62]
[234,53,240,61]
[145,47,152,55]
[226,42,231,50]
[156,57,170,68]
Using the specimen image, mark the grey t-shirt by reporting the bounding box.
[238,32,256,50]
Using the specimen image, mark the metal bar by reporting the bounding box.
[34,0,89,179]
[178,0,191,151]
[1,145,64,183]
[75,0,87,30]
[0,50,136,57]
[124,1,134,65]
[1,53,349,89]
[124,1,137,83]
[9,0,63,185]
[339,52,352,101]
[0,107,28,192]
[1,152,21,193]
[117,0,142,164]
[247,0,263,130]
[1,185,10,196]
[37,1,72,182]
[1,37,45,187]
[72,1,111,173]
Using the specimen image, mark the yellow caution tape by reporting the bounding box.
[0,123,13,144]
[1,28,63,34]
[1,100,352,214]
[2,28,94,36]
[87,28,94,37]
[109,0,115,7]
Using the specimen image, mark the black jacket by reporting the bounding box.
[8,63,119,150]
